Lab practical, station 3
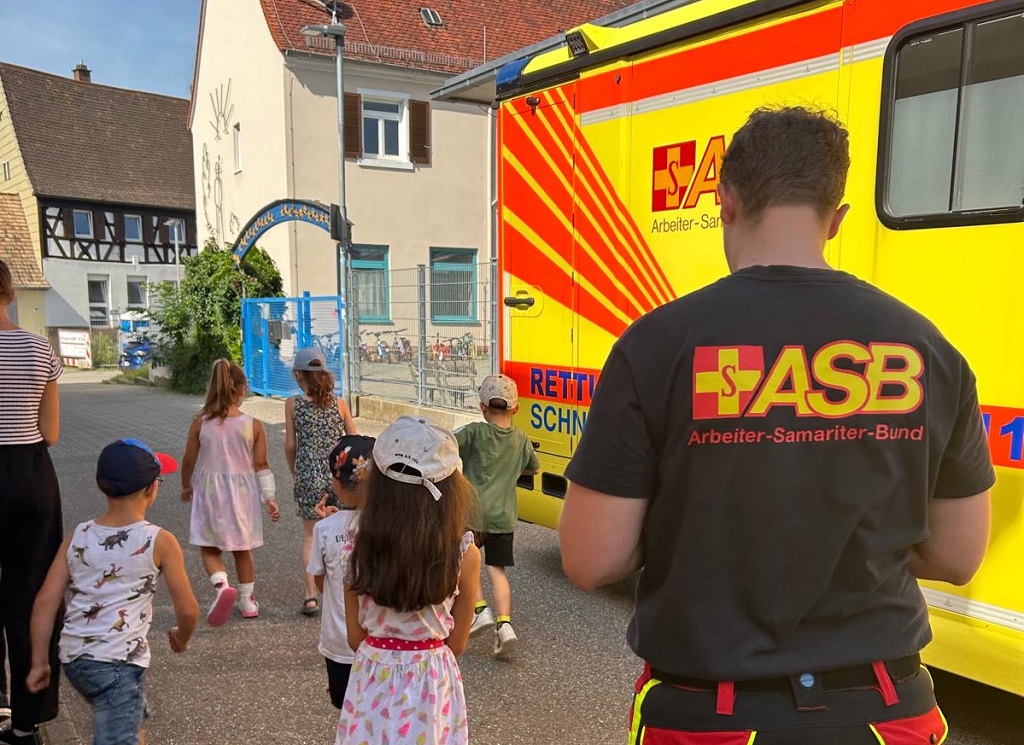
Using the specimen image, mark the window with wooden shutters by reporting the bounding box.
[409,100,430,165]
[344,93,362,159]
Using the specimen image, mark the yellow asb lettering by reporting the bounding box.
[682,135,725,210]
[745,342,925,418]
[807,342,872,418]
[747,346,814,416]
[862,343,924,414]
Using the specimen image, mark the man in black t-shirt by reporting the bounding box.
[560,107,994,744]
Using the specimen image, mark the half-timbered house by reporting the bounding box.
[0,62,197,332]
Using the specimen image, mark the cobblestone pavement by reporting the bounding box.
[30,381,1024,745]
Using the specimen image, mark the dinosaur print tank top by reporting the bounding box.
[60,520,162,668]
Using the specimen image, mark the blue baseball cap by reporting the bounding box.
[96,438,178,497]
[328,435,376,485]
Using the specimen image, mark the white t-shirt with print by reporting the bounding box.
[307,509,357,664]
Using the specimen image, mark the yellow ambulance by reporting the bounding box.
[494,0,1024,695]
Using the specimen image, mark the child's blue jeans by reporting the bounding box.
[64,657,147,745]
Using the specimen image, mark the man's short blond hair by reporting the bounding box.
[720,106,851,220]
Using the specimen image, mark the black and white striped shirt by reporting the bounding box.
[0,328,63,445]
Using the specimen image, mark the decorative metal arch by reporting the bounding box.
[231,199,333,264]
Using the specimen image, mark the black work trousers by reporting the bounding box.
[630,662,946,744]
[0,442,63,731]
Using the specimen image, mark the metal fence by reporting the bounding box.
[349,260,497,410]
[242,294,345,398]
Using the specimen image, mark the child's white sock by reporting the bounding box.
[238,581,255,600]
[209,570,229,588]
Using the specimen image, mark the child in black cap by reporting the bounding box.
[25,439,199,745]
[307,435,374,710]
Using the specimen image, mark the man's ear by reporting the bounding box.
[718,182,738,225]
[827,203,851,240]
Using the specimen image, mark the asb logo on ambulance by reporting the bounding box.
[692,342,925,420]
[652,136,726,212]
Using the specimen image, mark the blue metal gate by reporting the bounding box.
[242,292,345,398]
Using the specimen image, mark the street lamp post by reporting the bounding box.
[300,20,352,406]
[163,217,185,288]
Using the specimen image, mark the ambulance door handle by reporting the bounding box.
[531,441,541,449]
[504,295,535,309]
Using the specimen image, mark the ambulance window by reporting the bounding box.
[887,29,963,218]
[882,10,1024,226]
[955,14,1024,211]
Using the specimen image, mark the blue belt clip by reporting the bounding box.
[791,671,828,711]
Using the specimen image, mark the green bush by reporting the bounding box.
[148,240,283,394]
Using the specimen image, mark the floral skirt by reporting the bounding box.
[335,643,468,745]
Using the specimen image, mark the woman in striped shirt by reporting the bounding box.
[0,257,63,745]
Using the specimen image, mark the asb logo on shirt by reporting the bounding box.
[651,136,726,212]
[692,342,925,420]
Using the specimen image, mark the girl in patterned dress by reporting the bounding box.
[337,416,482,745]
[181,359,280,626]
[285,348,357,616]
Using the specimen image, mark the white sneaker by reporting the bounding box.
[239,592,259,619]
[470,607,494,636]
[494,622,518,659]
[206,583,238,627]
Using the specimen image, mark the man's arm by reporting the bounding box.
[559,483,647,591]
[908,491,990,585]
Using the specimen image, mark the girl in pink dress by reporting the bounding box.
[337,416,482,745]
[180,359,280,626]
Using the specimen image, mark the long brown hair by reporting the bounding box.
[295,369,335,408]
[0,258,12,303]
[349,463,474,612]
[201,358,247,421]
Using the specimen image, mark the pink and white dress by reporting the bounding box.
[335,530,474,745]
[189,414,262,551]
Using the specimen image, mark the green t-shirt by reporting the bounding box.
[455,421,539,533]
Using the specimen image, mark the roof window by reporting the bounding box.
[420,8,443,28]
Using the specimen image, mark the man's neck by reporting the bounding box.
[727,207,833,272]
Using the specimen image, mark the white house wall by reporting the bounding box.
[43,258,183,328]
[191,0,291,291]
[284,58,490,295]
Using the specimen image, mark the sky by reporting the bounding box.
[0,0,202,99]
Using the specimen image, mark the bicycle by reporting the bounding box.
[310,331,342,365]
[390,328,412,363]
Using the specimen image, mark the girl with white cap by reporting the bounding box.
[336,415,481,745]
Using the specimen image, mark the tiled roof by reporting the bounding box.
[260,0,630,74]
[0,63,195,210]
[0,193,47,289]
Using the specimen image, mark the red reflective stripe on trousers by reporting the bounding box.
[871,706,948,744]
[641,729,755,744]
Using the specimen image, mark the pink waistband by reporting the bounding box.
[364,635,445,651]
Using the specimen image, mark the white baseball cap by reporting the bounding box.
[372,415,461,500]
[293,347,326,371]
[479,374,518,408]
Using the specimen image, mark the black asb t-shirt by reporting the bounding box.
[566,266,995,680]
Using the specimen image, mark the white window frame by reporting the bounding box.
[358,88,413,169]
[233,123,242,173]
[73,209,94,238]
[126,276,148,308]
[124,214,143,243]
[87,275,109,328]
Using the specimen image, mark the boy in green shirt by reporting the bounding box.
[455,374,539,658]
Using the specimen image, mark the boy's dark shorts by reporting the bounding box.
[472,531,514,567]
[325,658,352,709]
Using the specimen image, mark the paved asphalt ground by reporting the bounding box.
[29,373,1024,744]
